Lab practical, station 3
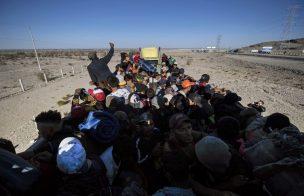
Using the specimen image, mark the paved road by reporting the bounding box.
[226,54,304,73]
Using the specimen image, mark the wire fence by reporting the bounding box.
[0,54,91,99]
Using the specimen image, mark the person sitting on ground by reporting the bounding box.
[87,42,114,88]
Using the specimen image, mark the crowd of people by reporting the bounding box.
[1,42,304,196]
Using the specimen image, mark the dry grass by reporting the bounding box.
[186,58,193,65]
[35,69,58,82]
[62,94,73,100]
[57,100,70,106]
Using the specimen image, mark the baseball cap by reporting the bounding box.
[88,88,105,102]
[181,79,195,89]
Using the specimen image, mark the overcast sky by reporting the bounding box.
[0,0,303,49]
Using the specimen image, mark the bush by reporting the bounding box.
[186,58,193,66]
[57,100,70,106]
[35,69,57,82]
[62,94,73,100]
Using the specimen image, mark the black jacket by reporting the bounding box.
[87,47,114,83]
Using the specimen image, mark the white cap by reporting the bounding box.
[57,137,86,174]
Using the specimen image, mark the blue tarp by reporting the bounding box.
[139,59,157,73]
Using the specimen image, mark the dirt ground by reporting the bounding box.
[0,50,303,152]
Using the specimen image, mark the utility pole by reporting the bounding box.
[28,27,42,71]
[280,5,301,52]
[216,35,222,52]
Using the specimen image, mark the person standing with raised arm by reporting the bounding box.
[87,42,115,88]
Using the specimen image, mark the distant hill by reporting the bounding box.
[239,38,304,53]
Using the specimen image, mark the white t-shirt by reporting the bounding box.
[109,88,130,104]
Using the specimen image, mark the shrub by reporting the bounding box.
[186,58,193,66]
[57,100,70,106]
[62,94,73,100]
[35,69,57,82]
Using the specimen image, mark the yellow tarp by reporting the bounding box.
[141,47,159,60]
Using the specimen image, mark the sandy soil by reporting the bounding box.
[0,51,303,152]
